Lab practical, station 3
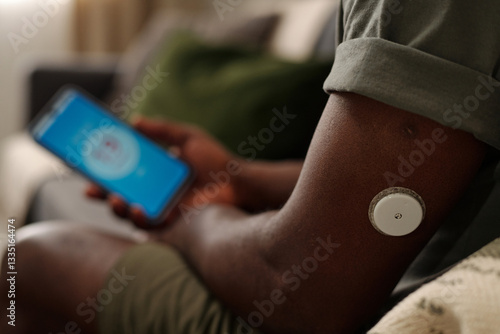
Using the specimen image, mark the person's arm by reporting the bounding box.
[233,160,303,211]
[162,92,486,333]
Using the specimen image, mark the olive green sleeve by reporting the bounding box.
[324,0,500,149]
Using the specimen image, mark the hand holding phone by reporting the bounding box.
[30,87,195,226]
[86,117,243,228]
[31,86,242,228]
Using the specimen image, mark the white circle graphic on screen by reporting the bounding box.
[83,127,140,180]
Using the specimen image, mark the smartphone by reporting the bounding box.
[29,87,194,225]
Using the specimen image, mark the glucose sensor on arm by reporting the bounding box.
[368,187,425,237]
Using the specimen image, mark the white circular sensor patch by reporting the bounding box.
[83,127,140,180]
[369,188,425,237]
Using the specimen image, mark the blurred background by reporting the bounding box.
[0,0,205,140]
[0,0,209,258]
[0,0,339,259]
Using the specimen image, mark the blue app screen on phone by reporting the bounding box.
[32,89,191,221]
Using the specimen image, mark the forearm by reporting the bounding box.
[166,205,292,332]
[234,159,303,212]
[165,203,348,334]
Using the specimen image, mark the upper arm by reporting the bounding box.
[263,92,486,333]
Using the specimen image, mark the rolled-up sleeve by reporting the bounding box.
[324,0,500,150]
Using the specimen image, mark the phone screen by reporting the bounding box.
[31,88,192,222]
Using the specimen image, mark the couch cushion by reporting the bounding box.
[123,32,332,160]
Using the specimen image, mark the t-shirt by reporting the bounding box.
[323,0,500,150]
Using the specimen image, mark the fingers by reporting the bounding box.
[130,206,176,230]
[85,183,108,199]
[129,206,151,230]
[86,186,133,222]
[99,192,171,230]
[108,195,129,218]
[107,194,147,226]
[132,117,195,147]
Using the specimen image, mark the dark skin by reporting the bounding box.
[86,119,303,222]
[0,92,486,333]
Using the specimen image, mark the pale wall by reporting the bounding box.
[0,0,75,139]
[0,0,75,268]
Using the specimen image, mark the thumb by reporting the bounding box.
[132,117,194,146]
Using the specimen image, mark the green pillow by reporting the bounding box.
[128,32,332,160]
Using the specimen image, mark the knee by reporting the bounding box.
[3,221,69,265]
[1,222,80,295]
[16,220,78,244]
[1,222,99,333]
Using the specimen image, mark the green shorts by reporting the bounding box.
[98,243,262,334]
